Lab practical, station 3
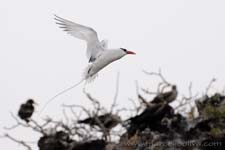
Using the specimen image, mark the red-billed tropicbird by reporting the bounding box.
[38,15,136,115]
[55,15,135,80]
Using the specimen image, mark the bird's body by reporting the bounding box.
[18,99,35,122]
[84,49,126,79]
[38,131,73,150]
[127,103,174,137]
[151,85,177,104]
[78,113,121,131]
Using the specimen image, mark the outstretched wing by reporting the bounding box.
[55,15,103,61]
[55,15,99,43]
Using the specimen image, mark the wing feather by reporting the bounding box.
[54,15,99,43]
[54,15,104,61]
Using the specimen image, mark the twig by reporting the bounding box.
[29,119,46,134]
[138,94,151,107]
[141,88,158,95]
[188,82,193,98]
[4,112,21,130]
[62,108,69,124]
[4,113,42,134]
[3,133,32,150]
[205,78,216,94]
[128,98,142,114]
[92,115,109,141]
[110,72,120,113]
[174,83,198,111]
[143,69,171,85]
[62,104,92,117]
[143,69,171,93]
[135,81,151,107]
[82,88,104,114]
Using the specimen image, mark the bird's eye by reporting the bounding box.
[120,48,127,52]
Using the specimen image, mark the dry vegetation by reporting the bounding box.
[2,71,225,150]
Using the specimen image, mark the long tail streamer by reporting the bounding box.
[38,79,85,117]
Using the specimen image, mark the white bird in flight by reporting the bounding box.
[38,15,136,115]
[55,15,136,80]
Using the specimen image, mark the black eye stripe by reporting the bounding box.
[120,48,127,52]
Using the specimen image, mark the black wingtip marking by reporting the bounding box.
[59,26,67,29]
[89,56,96,63]
[54,14,62,20]
[54,15,62,22]
[55,22,66,26]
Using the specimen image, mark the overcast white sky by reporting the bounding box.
[1,0,225,149]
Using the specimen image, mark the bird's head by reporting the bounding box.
[26,99,37,105]
[172,85,177,90]
[111,114,122,123]
[120,48,136,56]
